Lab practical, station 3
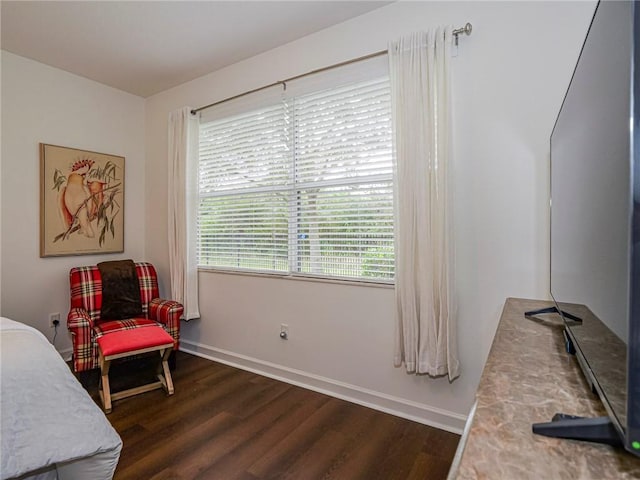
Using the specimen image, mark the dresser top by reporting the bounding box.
[454,297,640,479]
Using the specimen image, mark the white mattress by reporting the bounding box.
[0,317,122,480]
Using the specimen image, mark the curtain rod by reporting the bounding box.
[191,22,472,115]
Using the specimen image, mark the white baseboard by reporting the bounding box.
[57,347,73,362]
[180,340,466,434]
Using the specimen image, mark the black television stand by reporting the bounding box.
[533,413,622,447]
[524,305,583,323]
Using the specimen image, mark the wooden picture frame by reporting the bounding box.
[40,143,125,257]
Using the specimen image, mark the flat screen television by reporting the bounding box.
[527,0,640,456]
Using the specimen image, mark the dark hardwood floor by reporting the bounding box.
[81,351,460,480]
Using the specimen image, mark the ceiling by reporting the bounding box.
[1,1,392,98]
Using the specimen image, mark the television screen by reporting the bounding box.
[545,0,640,455]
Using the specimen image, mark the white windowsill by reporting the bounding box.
[198,266,394,289]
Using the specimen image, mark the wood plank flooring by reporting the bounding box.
[82,351,460,480]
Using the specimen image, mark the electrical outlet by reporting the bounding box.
[49,312,61,328]
[279,323,289,340]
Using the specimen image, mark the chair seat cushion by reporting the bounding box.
[94,318,157,337]
[97,327,174,357]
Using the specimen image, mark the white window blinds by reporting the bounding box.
[198,62,394,282]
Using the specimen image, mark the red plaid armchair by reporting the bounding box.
[67,262,183,373]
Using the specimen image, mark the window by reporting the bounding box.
[197,69,394,282]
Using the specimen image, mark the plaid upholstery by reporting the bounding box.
[94,318,158,335]
[67,262,184,372]
[149,298,182,350]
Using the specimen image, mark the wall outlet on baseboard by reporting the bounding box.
[49,312,61,328]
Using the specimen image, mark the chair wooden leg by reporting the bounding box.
[156,348,174,395]
[98,352,112,414]
[168,350,177,371]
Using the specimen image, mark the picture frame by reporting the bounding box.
[40,143,125,257]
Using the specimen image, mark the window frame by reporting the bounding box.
[197,61,395,285]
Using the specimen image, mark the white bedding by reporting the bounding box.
[0,317,122,480]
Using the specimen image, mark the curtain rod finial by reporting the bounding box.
[453,22,473,37]
[453,22,472,46]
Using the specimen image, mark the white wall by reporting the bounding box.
[0,49,3,316]
[143,0,597,432]
[1,52,146,355]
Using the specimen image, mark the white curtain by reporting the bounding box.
[168,107,200,320]
[389,28,459,380]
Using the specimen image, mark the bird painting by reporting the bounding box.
[49,154,121,247]
[58,158,95,238]
[42,143,123,257]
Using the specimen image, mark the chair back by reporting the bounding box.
[69,262,160,322]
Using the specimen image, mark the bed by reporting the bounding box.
[0,317,122,480]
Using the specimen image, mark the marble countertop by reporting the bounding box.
[452,298,640,479]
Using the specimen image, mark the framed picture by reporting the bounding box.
[40,143,125,257]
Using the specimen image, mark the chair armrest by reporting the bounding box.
[149,298,184,350]
[149,299,183,349]
[67,307,96,373]
[149,299,183,325]
[67,307,94,331]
